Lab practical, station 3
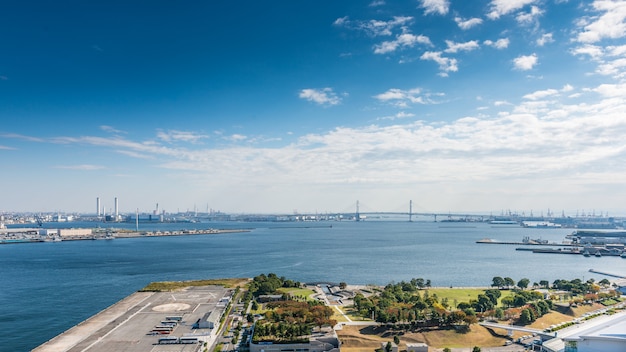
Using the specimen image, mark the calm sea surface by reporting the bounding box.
[1,220,625,351]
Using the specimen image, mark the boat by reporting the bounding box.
[595,251,602,257]
[621,252,626,258]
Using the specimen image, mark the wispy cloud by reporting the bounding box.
[374,30,432,54]
[419,0,449,16]
[157,130,209,144]
[0,145,16,150]
[299,88,342,106]
[55,164,106,171]
[536,33,554,46]
[455,17,483,30]
[377,111,416,121]
[1,133,45,142]
[333,16,413,37]
[516,5,543,24]
[444,40,480,53]
[100,125,126,134]
[374,88,440,107]
[487,0,537,20]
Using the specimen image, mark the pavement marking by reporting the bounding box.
[81,301,152,352]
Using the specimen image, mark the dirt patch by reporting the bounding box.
[337,325,507,350]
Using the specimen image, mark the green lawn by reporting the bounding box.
[276,287,316,299]
[425,288,514,307]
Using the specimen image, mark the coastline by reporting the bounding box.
[0,228,251,244]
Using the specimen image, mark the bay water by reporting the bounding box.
[1,220,625,351]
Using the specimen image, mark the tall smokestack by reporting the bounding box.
[97,197,101,217]
[114,197,119,219]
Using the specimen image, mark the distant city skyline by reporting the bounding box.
[2,1,626,214]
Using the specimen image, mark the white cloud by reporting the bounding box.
[536,33,554,46]
[571,44,604,60]
[444,40,480,53]
[593,82,626,97]
[10,80,626,213]
[513,53,538,70]
[420,51,459,76]
[0,145,16,150]
[484,38,510,49]
[374,88,437,107]
[487,0,537,20]
[374,31,432,54]
[299,88,342,106]
[576,0,626,43]
[523,88,559,100]
[454,17,483,30]
[369,0,385,7]
[516,5,543,24]
[419,0,449,15]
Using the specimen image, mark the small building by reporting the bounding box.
[543,310,626,352]
[406,342,429,352]
[58,228,93,239]
[250,327,340,352]
[198,310,220,329]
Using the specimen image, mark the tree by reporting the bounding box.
[501,296,514,308]
[443,348,451,352]
[339,282,347,289]
[519,308,534,325]
[504,277,515,288]
[539,280,550,288]
[485,289,501,305]
[518,278,530,289]
[472,347,481,352]
[393,335,400,345]
[492,276,505,288]
[495,307,505,320]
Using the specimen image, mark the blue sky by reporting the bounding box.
[2,0,626,215]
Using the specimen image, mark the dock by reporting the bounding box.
[588,269,626,279]
[476,238,576,247]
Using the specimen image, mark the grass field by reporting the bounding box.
[421,287,514,307]
[140,278,249,292]
[276,287,316,298]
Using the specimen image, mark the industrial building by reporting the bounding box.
[249,327,340,352]
[543,309,626,352]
